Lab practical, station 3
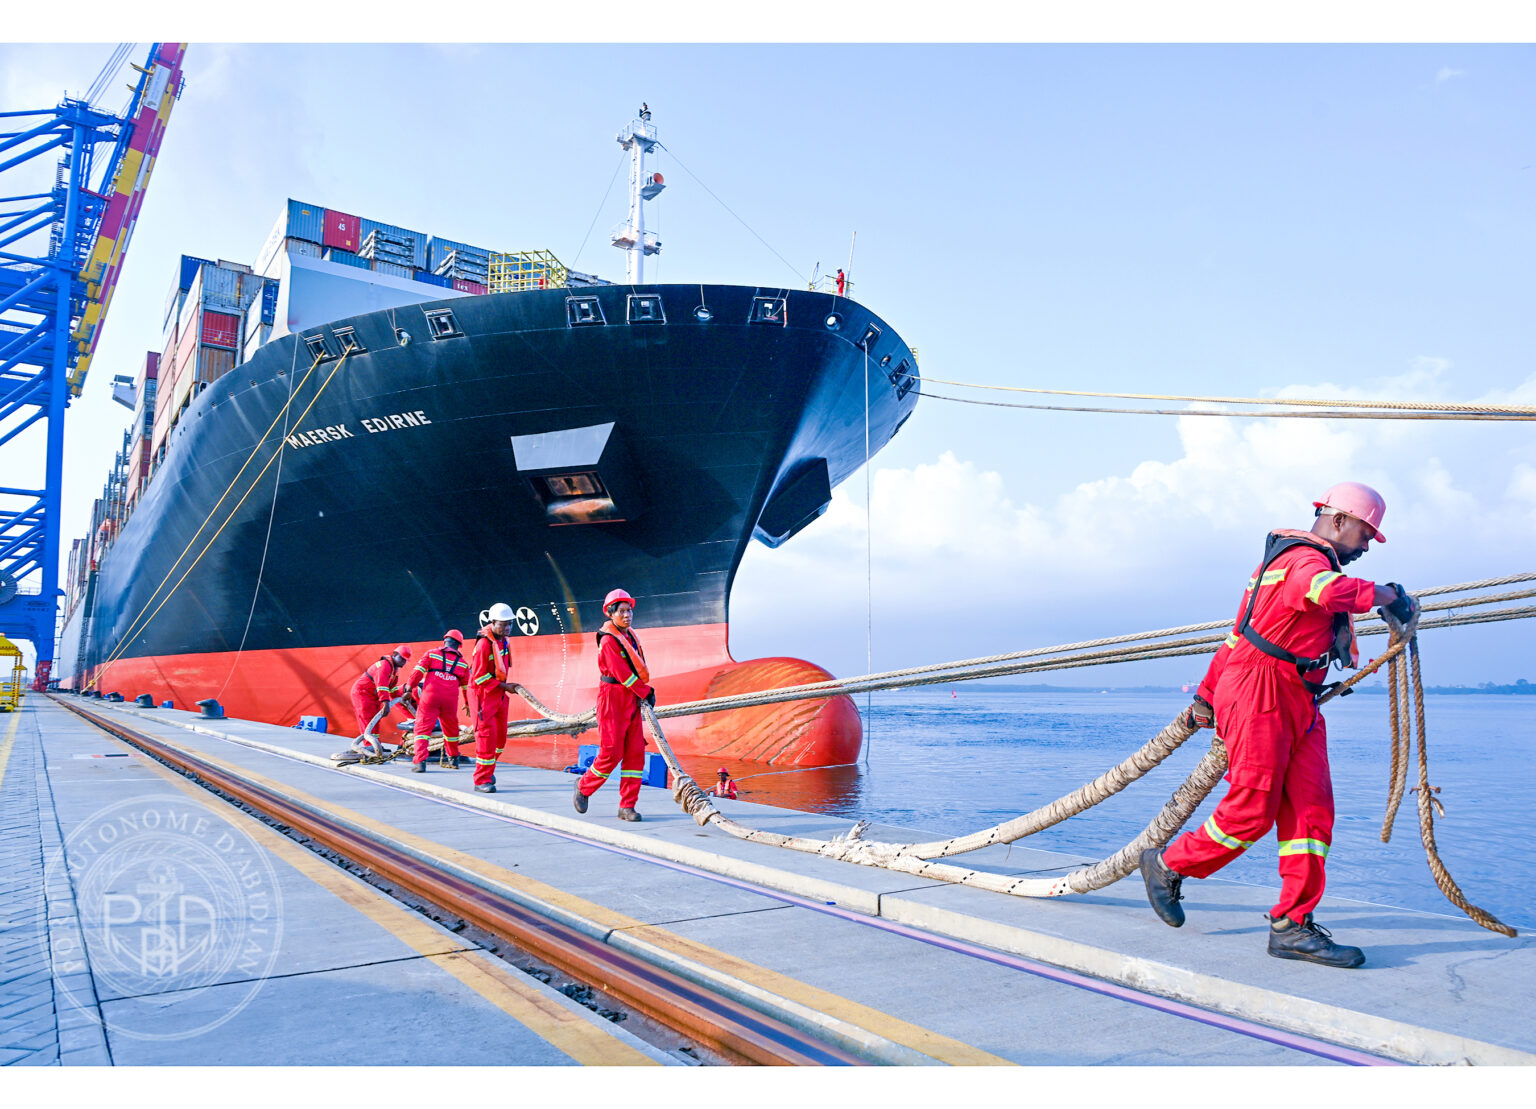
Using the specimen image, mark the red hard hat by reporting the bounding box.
[394,645,413,660]
[717,767,730,776]
[1313,481,1387,542]
[444,629,465,644]
[603,588,636,611]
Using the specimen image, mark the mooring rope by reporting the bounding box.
[498,573,1535,742]
[503,582,1521,932]
[905,373,1536,417]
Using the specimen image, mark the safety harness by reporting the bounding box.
[1235,530,1356,698]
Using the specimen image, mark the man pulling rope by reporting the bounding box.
[1141,482,1419,969]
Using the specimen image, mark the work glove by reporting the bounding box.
[1183,694,1215,730]
[644,688,657,708]
[1380,582,1420,636]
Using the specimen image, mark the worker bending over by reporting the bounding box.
[351,646,411,741]
[1142,482,1418,968]
[404,629,470,772]
[574,589,652,822]
[469,603,517,793]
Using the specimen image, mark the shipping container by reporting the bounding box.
[370,260,414,279]
[414,271,454,288]
[359,222,426,269]
[175,254,212,292]
[322,248,370,269]
[217,259,253,274]
[322,209,360,251]
[286,198,326,244]
[285,237,322,259]
[427,237,491,271]
[259,280,279,325]
[162,287,186,339]
[451,279,488,295]
[201,310,241,349]
[198,263,242,309]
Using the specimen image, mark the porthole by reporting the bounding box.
[824,313,842,330]
[693,305,713,322]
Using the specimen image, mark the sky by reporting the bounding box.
[3,25,1534,688]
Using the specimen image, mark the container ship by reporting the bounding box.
[55,113,919,767]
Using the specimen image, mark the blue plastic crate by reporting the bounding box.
[642,752,668,788]
[294,715,328,733]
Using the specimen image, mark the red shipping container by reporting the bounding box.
[323,209,360,251]
[201,310,240,349]
[452,279,487,294]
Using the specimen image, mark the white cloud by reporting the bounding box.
[1435,67,1466,84]
[732,357,1536,680]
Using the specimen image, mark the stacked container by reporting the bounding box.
[152,258,264,462]
[359,219,426,270]
[428,238,491,284]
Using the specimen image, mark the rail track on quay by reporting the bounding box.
[53,695,1403,1067]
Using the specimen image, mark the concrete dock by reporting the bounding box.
[3,694,1532,1067]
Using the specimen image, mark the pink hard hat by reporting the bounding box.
[1313,482,1387,542]
[717,767,730,776]
[603,588,636,612]
[394,645,413,660]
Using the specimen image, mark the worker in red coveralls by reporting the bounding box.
[404,630,470,773]
[1141,483,1418,968]
[351,646,412,741]
[573,589,653,822]
[469,603,517,794]
[835,268,846,296]
[710,767,738,799]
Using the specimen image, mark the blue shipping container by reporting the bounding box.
[285,198,326,244]
[360,219,428,269]
[415,271,453,288]
[177,254,212,292]
[260,280,279,325]
[323,249,370,269]
[427,237,491,271]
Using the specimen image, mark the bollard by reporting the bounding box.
[195,698,224,719]
[160,700,174,709]
[135,694,154,707]
[105,692,124,702]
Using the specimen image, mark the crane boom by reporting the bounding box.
[67,42,186,397]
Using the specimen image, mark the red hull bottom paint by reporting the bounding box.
[83,623,861,769]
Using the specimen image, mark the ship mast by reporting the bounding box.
[612,106,665,283]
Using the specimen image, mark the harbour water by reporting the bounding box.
[741,688,1533,932]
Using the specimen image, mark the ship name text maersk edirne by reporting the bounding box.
[56,112,919,769]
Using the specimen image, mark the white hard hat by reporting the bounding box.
[482,602,515,623]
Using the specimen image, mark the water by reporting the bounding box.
[731,689,1536,932]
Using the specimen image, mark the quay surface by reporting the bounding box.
[3,695,1532,1067]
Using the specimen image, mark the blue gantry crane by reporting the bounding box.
[0,43,185,688]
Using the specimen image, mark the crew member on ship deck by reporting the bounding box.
[1140,482,1418,969]
[469,603,517,793]
[404,630,470,772]
[573,589,652,822]
[351,646,411,741]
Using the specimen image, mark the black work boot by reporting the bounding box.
[572,778,588,814]
[410,761,425,774]
[1140,848,1186,927]
[617,808,642,822]
[1267,914,1365,968]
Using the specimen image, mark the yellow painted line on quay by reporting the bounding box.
[0,708,21,793]
[75,709,1011,1066]
[61,705,655,1066]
